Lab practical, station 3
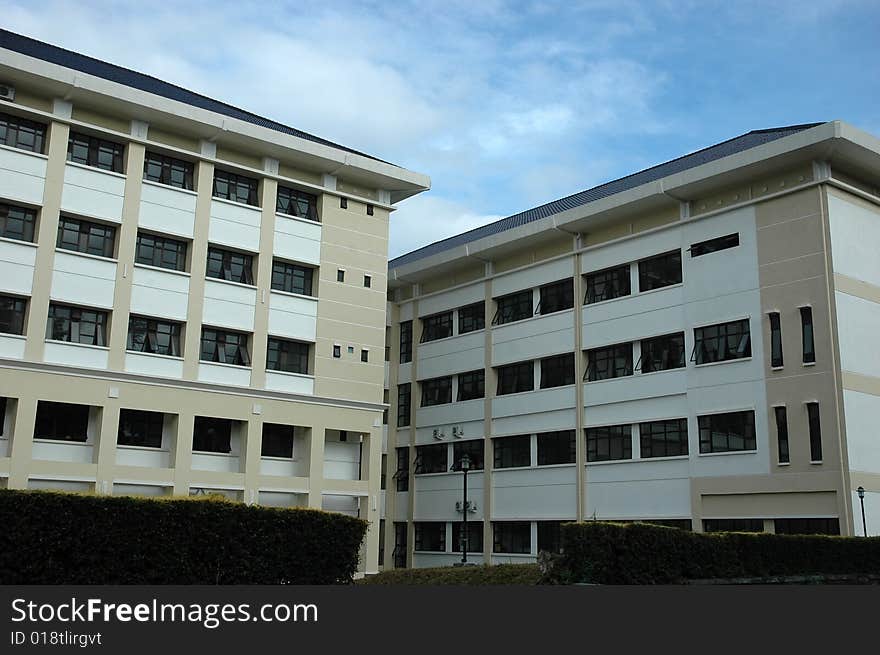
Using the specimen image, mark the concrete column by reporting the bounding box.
[405,297,419,568]
[172,410,195,495]
[307,425,326,508]
[249,162,277,389]
[181,155,214,380]
[7,396,38,488]
[241,412,263,504]
[106,133,146,370]
[24,112,70,361]
[482,277,494,560]
[574,251,586,521]
[361,425,383,573]
[94,399,120,494]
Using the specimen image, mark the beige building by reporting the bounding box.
[381,121,880,568]
[0,30,428,574]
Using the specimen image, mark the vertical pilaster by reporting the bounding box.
[95,399,120,494]
[405,295,418,568]
[24,104,71,361]
[171,410,195,495]
[482,270,494,560]
[361,425,383,573]
[242,413,263,505]
[7,396,37,489]
[307,425,326,508]
[573,250,586,521]
[249,159,278,389]
[106,127,146,370]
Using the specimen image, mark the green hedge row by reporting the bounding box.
[557,522,880,584]
[359,563,541,585]
[0,490,367,584]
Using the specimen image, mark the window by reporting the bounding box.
[800,306,815,363]
[421,311,453,342]
[363,275,371,288]
[143,151,194,190]
[393,522,407,568]
[414,522,445,552]
[56,216,115,258]
[703,519,764,533]
[276,185,318,221]
[493,289,533,325]
[200,327,250,366]
[807,402,822,462]
[639,418,688,458]
[453,439,484,471]
[0,295,26,335]
[493,522,530,554]
[421,376,452,406]
[539,279,573,314]
[537,521,563,554]
[34,401,89,442]
[192,416,232,453]
[340,197,347,209]
[458,302,485,334]
[638,250,681,291]
[135,232,187,271]
[47,304,107,346]
[769,312,783,367]
[698,410,756,454]
[693,319,751,364]
[0,202,36,242]
[381,454,387,490]
[266,338,309,374]
[640,519,692,530]
[494,435,530,469]
[271,260,313,296]
[586,343,632,381]
[537,430,576,465]
[584,264,630,304]
[457,370,485,401]
[394,446,409,491]
[540,353,575,388]
[127,316,182,356]
[399,321,412,363]
[67,131,124,172]
[453,522,483,553]
[212,169,258,206]
[337,269,345,283]
[0,111,46,153]
[586,424,632,462]
[261,423,294,458]
[414,443,447,474]
[774,518,839,535]
[206,247,253,285]
[117,409,164,448]
[497,361,534,395]
[332,344,341,358]
[689,233,739,257]
[366,204,374,216]
[639,332,685,373]
[397,383,411,427]
[360,348,369,363]
[774,406,790,464]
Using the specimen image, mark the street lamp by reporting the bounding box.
[857,486,867,537]
[458,453,471,565]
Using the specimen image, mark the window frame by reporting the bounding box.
[414,522,446,552]
[47,303,108,346]
[420,311,453,343]
[639,418,688,458]
[538,279,574,315]
[774,406,790,464]
[67,131,124,173]
[638,250,682,292]
[199,327,251,367]
[206,246,254,285]
[800,306,815,364]
[457,369,485,401]
[452,439,484,471]
[639,332,685,373]
[135,232,187,272]
[212,169,258,206]
[126,315,182,357]
[414,443,447,474]
[698,410,756,454]
[496,360,534,395]
[458,302,485,334]
[584,264,631,304]
[270,259,314,296]
[493,289,534,325]
[493,521,531,554]
[0,294,27,335]
[276,185,318,221]
[540,352,575,388]
[394,446,409,492]
[420,376,453,407]
[0,202,36,242]
[537,430,576,465]
[56,216,116,258]
[807,402,822,462]
[192,416,233,454]
[143,151,194,190]
[586,424,632,462]
[266,337,310,374]
[399,321,413,363]
[586,342,633,381]
[0,111,47,153]
[769,312,783,368]
[396,383,411,427]
[117,409,164,448]
[493,435,531,469]
[261,422,295,458]
[689,233,740,257]
[692,318,751,365]
[34,401,90,443]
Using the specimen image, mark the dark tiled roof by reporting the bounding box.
[0,28,391,164]
[390,123,824,268]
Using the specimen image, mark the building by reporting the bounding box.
[381,120,880,568]
[0,29,429,574]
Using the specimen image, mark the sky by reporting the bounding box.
[3,0,879,258]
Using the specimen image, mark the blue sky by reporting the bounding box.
[4,0,879,257]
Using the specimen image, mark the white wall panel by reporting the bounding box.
[418,282,485,317]
[124,352,183,379]
[418,331,484,379]
[843,389,880,475]
[273,215,321,265]
[197,362,251,387]
[191,453,240,473]
[322,494,360,517]
[0,239,36,295]
[0,146,46,205]
[828,193,880,287]
[130,265,190,321]
[493,257,573,297]
[268,292,317,341]
[323,441,361,480]
[493,467,577,519]
[202,279,256,332]
[492,310,574,366]
[259,491,307,508]
[413,472,484,521]
[586,477,691,519]
[264,371,314,395]
[115,446,171,469]
[31,441,95,464]
[0,334,25,359]
[138,182,197,238]
[583,371,687,408]
[61,164,125,222]
[51,251,116,308]
[208,199,261,252]
[43,341,108,369]
[259,458,308,478]
[580,226,683,275]
[835,292,880,378]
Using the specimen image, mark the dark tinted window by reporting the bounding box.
[135,232,187,271]
[585,265,630,304]
[540,353,575,388]
[206,247,253,285]
[586,424,632,462]
[693,319,751,364]
[266,338,309,374]
[213,169,258,205]
[458,302,485,333]
[457,369,484,401]
[276,185,318,220]
[494,290,533,325]
[0,111,46,153]
[0,294,26,335]
[698,410,756,453]
[537,430,575,465]
[271,260,313,296]
[193,416,232,453]
[586,343,632,381]
[57,216,115,258]
[34,401,89,442]
[143,151,193,189]
[67,132,124,172]
[639,418,688,458]
[127,316,182,356]
[200,327,250,366]
[0,202,36,242]
[118,409,164,448]
[47,304,107,345]
[638,251,681,291]
[690,233,739,257]
[497,361,534,395]
[262,423,295,458]
[539,279,573,314]
[494,435,531,468]
[639,332,685,373]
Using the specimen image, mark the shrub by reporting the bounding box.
[0,490,367,584]
[559,521,880,584]
[358,564,541,585]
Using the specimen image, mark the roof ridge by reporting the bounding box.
[0,27,394,165]
[389,122,825,267]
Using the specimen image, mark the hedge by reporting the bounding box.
[0,490,367,584]
[358,564,541,585]
[556,522,880,584]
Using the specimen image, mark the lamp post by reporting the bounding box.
[857,486,867,537]
[459,453,471,565]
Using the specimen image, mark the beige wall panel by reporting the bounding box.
[319,226,387,256]
[214,146,262,171]
[493,250,533,273]
[756,212,824,265]
[323,207,390,240]
[12,89,53,112]
[337,179,378,201]
[146,127,200,153]
[701,491,838,517]
[70,106,130,134]
[583,221,632,247]
[754,187,821,228]
[277,163,321,186]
